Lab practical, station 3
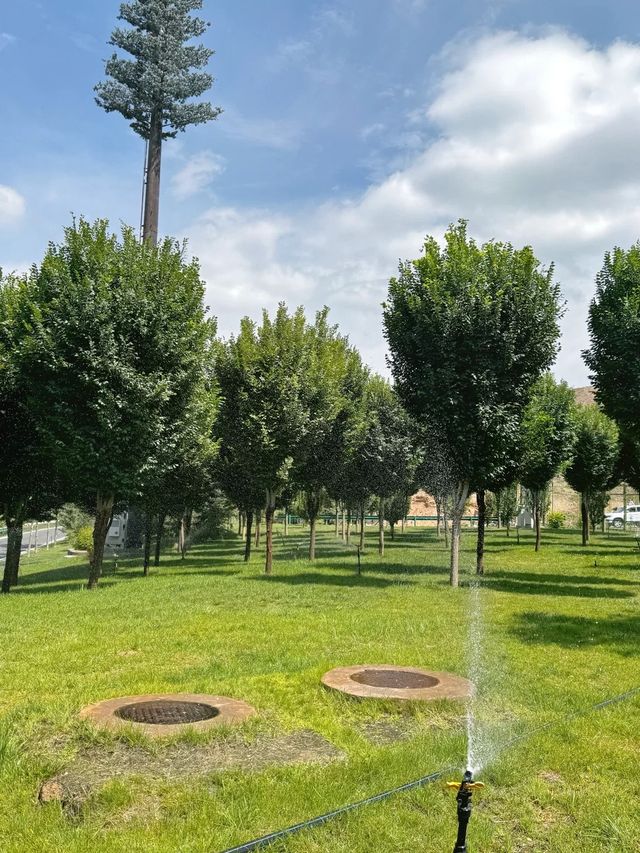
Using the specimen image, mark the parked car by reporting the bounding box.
[605,504,640,528]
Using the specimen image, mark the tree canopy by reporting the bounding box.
[383,220,563,584]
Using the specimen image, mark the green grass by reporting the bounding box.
[0,525,638,852]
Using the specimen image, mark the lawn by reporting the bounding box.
[0,525,638,852]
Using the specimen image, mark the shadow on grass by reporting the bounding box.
[485,570,639,587]
[511,610,640,656]
[480,577,634,599]
[246,572,415,588]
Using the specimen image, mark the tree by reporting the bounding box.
[564,405,619,546]
[519,374,576,550]
[584,243,640,434]
[215,306,308,574]
[95,0,221,244]
[293,311,364,561]
[495,482,518,535]
[384,492,412,540]
[0,274,64,593]
[356,378,416,557]
[588,491,609,532]
[383,221,563,585]
[20,219,212,587]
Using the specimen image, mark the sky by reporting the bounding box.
[2,0,640,385]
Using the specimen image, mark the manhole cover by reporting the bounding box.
[80,693,257,737]
[115,699,219,725]
[321,665,473,701]
[351,669,440,689]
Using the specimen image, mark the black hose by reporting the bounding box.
[218,683,640,853]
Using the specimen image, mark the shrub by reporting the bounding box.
[71,525,94,552]
[547,511,566,529]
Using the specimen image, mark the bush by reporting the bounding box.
[547,511,566,529]
[58,503,93,535]
[71,525,94,552]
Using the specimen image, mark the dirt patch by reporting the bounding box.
[39,730,343,814]
[358,720,418,745]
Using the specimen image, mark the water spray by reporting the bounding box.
[446,771,485,852]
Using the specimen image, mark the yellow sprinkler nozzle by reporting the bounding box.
[445,780,485,792]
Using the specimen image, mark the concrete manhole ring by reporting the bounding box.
[321,665,472,701]
[80,693,256,737]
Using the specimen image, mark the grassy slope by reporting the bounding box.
[0,526,638,852]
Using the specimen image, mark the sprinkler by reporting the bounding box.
[446,771,484,853]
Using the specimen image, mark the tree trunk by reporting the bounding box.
[142,109,163,245]
[255,510,261,548]
[341,505,346,541]
[244,510,253,562]
[334,503,339,538]
[284,507,288,538]
[534,491,542,552]
[401,517,404,534]
[506,521,510,538]
[184,508,193,537]
[264,491,275,575]
[143,513,153,577]
[390,521,395,541]
[378,497,385,556]
[476,489,485,575]
[443,503,449,548]
[359,504,365,551]
[581,492,590,546]
[2,503,25,593]
[88,492,114,589]
[495,492,502,531]
[178,514,186,559]
[154,512,166,566]
[346,508,351,545]
[450,481,469,587]
[309,513,317,561]
[237,512,243,537]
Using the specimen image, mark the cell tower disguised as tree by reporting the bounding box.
[96,0,221,244]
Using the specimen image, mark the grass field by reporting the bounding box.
[0,525,638,852]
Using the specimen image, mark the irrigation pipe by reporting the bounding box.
[218,683,640,853]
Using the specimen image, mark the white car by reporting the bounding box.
[605,504,640,528]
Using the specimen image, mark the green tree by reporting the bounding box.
[0,273,64,593]
[384,492,412,540]
[293,311,364,561]
[519,374,576,550]
[383,221,563,585]
[215,306,308,574]
[357,378,416,557]
[495,482,519,535]
[584,244,640,434]
[564,405,619,545]
[21,219,211,587]
[96,0,221,244]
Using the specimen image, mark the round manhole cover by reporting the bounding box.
[350,669,440,689]
[115,699,219,725]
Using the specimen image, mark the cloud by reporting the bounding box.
[171,152,226,200]
[220,110,304,151]
[0,185,26,225]
[188,31,640,385]
[0,32,16,52]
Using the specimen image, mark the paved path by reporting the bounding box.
[0,526,66,560]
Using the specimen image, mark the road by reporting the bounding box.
[0,525,66,560]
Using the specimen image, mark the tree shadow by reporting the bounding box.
[511,610,640,656]
[246,572,415,589]
[479,577,634,599]
[485,570,639,587]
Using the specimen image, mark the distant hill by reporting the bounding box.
[573,386,595,406]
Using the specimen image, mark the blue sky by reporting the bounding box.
[2,0,640,383]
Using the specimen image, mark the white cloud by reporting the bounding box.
[189,31,640,385]
[220,110,304,151]
[0,185,26,225]
[0,32,16,52]
[171,152,225,200]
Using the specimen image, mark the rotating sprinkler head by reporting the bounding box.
[446,770,485,853]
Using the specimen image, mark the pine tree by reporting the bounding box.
[95,0,221,244]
